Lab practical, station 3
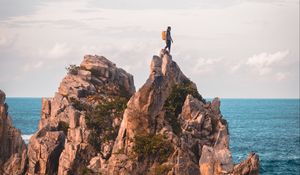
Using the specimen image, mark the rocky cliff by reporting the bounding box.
[0,90,27,175]
[0,51,259,175]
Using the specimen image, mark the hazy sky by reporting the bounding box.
[0,0,299,98]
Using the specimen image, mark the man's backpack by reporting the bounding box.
[162,31,166,40]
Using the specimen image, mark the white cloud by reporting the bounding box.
[276,72,287,81]
[230,63,242,73]
[47,43,71,59]
[192,57,223,74]
[246,50,289,75]
[0,36,8,46]
[0,33,16,48]
[23,61,44,72]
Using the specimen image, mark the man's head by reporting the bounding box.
[167,26,171,31]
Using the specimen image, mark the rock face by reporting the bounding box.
[106,50,259,175]
[0,90,27,175]
[24,55,135,175]
[0,51,259,175]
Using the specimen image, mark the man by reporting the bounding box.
[164,26,173,53]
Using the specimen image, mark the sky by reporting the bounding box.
[0,0,299,98]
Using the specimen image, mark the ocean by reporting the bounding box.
[5,98,300,175]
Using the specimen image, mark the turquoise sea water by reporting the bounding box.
[5,98,300,174]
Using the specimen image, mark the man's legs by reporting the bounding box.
[167,40,171,53]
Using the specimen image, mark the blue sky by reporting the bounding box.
[0,0,299,98]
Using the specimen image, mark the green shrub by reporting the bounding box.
[86,96,128,151]
[72,165,93,175]
[155,164,172,175]
[133,134,174,163]
[164,80,203,135]
[66,64,80,75]
[88,130,102,152]
[57,121,69,134]
[114,147,125,155]
[79,167,92,175]
[69,97,90,111]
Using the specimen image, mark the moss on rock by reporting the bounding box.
[133,134,174,163]
[164,80,204,135]
[86,96,128,151]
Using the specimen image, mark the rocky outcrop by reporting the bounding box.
[0,50,259,175]
[26,55,135,175]
[233,153,260,175]
[0,90,27,175]
[105,50,256,175]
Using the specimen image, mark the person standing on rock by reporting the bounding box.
[164,26,173,53]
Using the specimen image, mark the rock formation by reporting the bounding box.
[0,51,259,175]
[106,50,259,175]
[26,55,135,175]
[0,90,27,175]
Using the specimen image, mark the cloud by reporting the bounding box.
[276,72,287,81]
[246,50,289,75]
[0,33,16,48]
[0,0,43,19]
[192,57,223,74]
[230,63,242,73]
[47,43,71,59]
[23,61,44,72]
[0,36,8,46]
[245,0,299,5]
[86,0,240,10]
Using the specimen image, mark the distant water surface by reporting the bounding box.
[6,98,300,174]
[6,98,41,139]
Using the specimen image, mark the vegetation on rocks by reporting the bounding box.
[69,97,88,111]
[133,134,174,163]
[57,121,69,134]
[86,96,129,152]
[66,64,80,75]
[68,165,93,175]
[155,164,172,175]
[67,79,131,153]
[164,80,203,135]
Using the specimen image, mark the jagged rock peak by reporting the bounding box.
[0,89,27,175]
[107,50,259,175]
[27,54,136,175]
[0,51,259,175]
